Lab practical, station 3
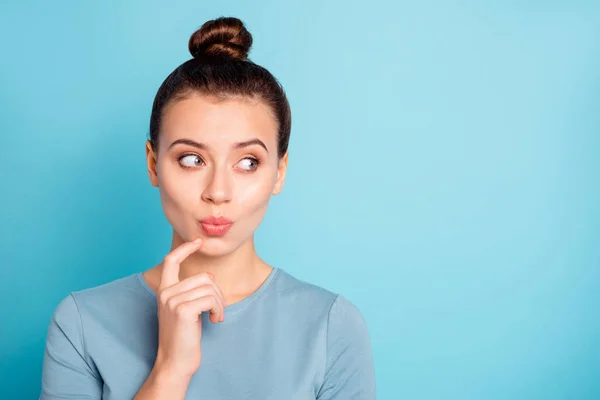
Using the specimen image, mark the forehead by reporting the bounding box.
[160,93,278,151]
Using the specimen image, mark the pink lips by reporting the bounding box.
[199,216,233,237]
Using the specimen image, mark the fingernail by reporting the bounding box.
[193,238,201,244]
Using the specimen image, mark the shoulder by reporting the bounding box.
[50,272,149,327]
[50,292,82,336]
[271,268,368,328]
[271,268,340,310]
[317,292,376,399]
[271,270,375,398]
[70,272,144,299]
[69,272,147,307]
[325,294,370,344]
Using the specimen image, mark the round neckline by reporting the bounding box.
[135,267,280,319]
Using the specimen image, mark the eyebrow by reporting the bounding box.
[168,138,269,153]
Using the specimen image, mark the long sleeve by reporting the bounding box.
[40,293,103,399]
[317,295,377,400]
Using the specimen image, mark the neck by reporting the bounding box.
[163,231,272,300]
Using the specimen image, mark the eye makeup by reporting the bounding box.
[176,152,262,172]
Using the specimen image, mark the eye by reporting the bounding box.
[237,157,260,172]
[178,154,205,168]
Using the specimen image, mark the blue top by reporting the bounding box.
[40,267,376,399]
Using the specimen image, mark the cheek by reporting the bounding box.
[158,166,198,221]
[236,173,276,213]
[230,175,276,238]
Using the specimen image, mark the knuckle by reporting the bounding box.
[158,290,170,305]
[210,297,219,309]
[175,303,189,318]
[163,254,177,265]
[166,297,178,311]
[201,272,212,281]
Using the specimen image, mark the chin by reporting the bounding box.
[197,237,239,257]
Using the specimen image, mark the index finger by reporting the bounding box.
[159,238,202,290]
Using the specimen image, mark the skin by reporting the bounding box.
[135,93,290,398]
[142,92,288,307]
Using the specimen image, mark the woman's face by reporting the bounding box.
[146,93,288,257]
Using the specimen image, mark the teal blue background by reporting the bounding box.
[1,0,599,398]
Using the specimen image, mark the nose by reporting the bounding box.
[201,164,232,205]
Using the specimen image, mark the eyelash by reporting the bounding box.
[177,153,261,172]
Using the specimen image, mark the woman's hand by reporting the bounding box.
[154,238,227,380]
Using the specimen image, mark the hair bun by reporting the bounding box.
[188,17,253,61]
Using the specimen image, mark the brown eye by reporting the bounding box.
[178,154,204,168]
[237,157,260,171]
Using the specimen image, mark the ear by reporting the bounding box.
[272,152,289,195]
[146,140,159,187]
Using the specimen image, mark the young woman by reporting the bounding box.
[40,16,376,400]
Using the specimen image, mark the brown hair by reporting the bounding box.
[148,17,291,158]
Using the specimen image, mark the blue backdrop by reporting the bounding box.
[1,1,599,399]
